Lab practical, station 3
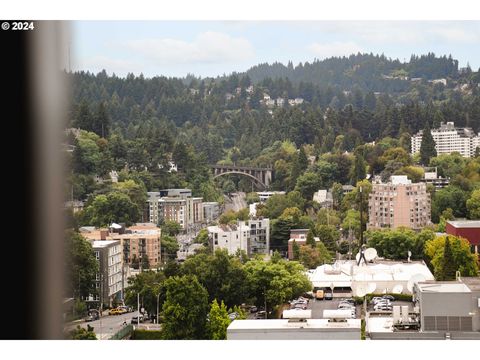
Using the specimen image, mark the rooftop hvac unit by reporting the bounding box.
[393,306,401,324]
[401,306,409,323]
[282,309,312,320]
[323,309,351,322]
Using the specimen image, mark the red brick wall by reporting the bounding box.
[446,223,480,246]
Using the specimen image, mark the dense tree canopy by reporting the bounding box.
[424,235,479,280]
[65,231,99,299]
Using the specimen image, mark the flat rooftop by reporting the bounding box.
[228,319,361,331]
[447,220,480,228]
[460,277,480,291]
[92,240,120,248]
[366,317,394,333]
[416,282,471,293]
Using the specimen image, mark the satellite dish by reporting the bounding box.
[364,248,378,262]
[323,264,333,272]
[407,274,427,292]
[373,272,391,281]
[392,284,403,294]
[356,283,367,297]
[367,282,377,293]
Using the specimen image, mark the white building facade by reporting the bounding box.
[208,223,250,255]
[208,218,270,256]
[411,122,480,158]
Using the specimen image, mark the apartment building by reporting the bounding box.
[147,189,203,230]
[203,202,220,223]
[81,223,161,268]
[240,218,270,255]
[368,176,431,230]
[208,223,250,255]
[411,122,480,158]
[208,218,270,256]
[91,240,123,308]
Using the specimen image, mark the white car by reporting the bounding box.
[374,304,392,311]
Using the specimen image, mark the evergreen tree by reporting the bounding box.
[290,147,308,185]
[93,102,110,138]
[207,299,230,340]
[419,122,437,165]
[292,240,300,260]
[306,228,316,248]
[74,100,94,131]
[439,237,457,281]
[350,152,367,185]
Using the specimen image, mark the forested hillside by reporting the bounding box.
[66,53,480,237]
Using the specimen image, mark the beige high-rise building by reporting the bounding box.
[368,176,431,230]
[411,122,480,158]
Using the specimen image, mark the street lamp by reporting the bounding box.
[359,186,364,247]
[156,291,161,325]
[153,282,161,325]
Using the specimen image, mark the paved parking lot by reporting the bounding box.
[308,297,361,319]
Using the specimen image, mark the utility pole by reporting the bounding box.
[137,292,140,327]
[156,291,160,325]
[264,287,267,319]
[359,186,364,247]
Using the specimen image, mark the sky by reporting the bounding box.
[72,21,480,79]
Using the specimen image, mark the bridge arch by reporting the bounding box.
[213,171,267,190]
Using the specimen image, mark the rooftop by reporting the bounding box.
[416,282,471,293]
[391,175,411,185]
[447,220,480,228]
[228,319,361,331]
[308,259,434,291]
[366,316,395,333]
[460,277,480,291]
[92,240,120,248]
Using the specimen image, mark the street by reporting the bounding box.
[65,311,156,339]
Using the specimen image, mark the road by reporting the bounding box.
[65,311,158,339]
[224,192,247,212]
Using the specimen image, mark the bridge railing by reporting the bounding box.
[109,324,133,340]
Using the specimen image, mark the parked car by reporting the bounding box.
[255,311,267,319]
[131,315,144,324]
[250,306,258,313]
[382,295,395,301]
[315,290,324,300]
[294,303,307,310]
[84,313,99,322]
[372,298,391,306]
[324,292,333,300]
[228,312,239,321]
[109,308,122,316]
[118,305,132,313]
[374,304,392,311]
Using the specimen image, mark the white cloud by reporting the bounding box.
[297,21,480,45]
[428,27,479,43]
[126,31,255,65]
[74,55,142,75]
[308,41,363,59]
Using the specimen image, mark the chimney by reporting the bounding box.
[100,230,108,240]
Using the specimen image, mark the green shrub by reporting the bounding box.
[132,329,163,340]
